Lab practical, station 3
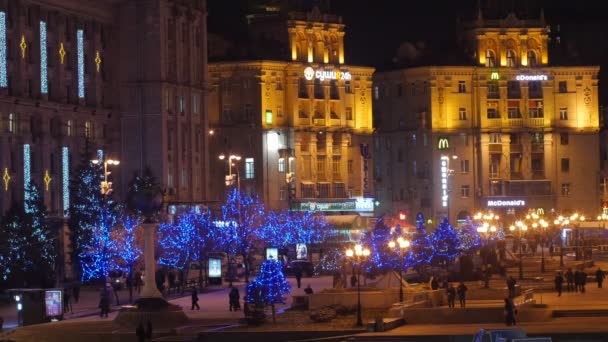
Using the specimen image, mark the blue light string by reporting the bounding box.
[62,146,69,217]
[0,12,7,87]
[24,144,31,213]
[77,29,84,99]
[40,21,48,94]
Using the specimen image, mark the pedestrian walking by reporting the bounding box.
[446,284,456,308]
[99,293,110,318]
[191,287,200,310]
[135,270,142,294]
[136,321,145,342]
[484,265,492,288]
[294,267,303,289]
[229,287,240,311]
[554,272,564,297]
[549,244,554,259]
[146,320,153,339]
[457,282,468,308]
[63,288,72,313]
[112,281,121,306]
[504,298,517,326]
[596,268,605,288]
[350,274,357,288]
[580,270,587,293]
[304,284,314,295]
[430,277,439,290]
[565,268,574,292]
[72,282,80,303]
[506,276,517,298]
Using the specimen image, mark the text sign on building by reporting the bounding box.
[490,71,500,80]
[438,137,449,150]
[515,74,548,81]
[304,66,352,81]
[292,197,374,212]
[487,199,526,207]
[440,156,449,207]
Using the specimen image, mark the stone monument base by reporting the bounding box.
[114,297,189,329]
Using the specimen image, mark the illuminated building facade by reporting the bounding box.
[374,12,600,225]
[0,0,210,215]
[208,6,374,214]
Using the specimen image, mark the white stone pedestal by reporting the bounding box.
[140,223,162,298]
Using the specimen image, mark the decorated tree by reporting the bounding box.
[457,216,481,254]
[69,145,104,279]
[431,217,460,265]
[1,203,28,287]
[261,210,330,251]
[126,167,161,217]
[79,199,118,284]
[245,259,291,323]
[410,213,434,268]
[361,217,397,276]
[113,211,142,303]
[218,188,266,282]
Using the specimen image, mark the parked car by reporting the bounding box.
[283,260,315,278]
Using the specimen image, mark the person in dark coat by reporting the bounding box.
[565,268,574,292]
[136,322,145,342]
[506,276,517,298]
[504,298,516,326]
[350,274,357,288]
[554,272,564,297]
[430,277,439,290]
[72,283,80,303]
[446,284,456,308]
[229,287,240,311]
[596,268,605,288]
[579,270,587,293]
[294,267,303,289]
[304,284,314,295]
[63,288,72,313]
[99,293,110,318]
[574,270,581,292]
[191,287,200,310]
[145,320,153,339]
[457,282,468,308]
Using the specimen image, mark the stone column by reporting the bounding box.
[141,223,162,298]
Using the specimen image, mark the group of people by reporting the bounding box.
[62,285,81,314]
[554,267,606,295]
[445,282,468,308]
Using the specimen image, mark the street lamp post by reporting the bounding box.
[554,216,570,268]
[346,244,371,327]
[523,213,549,273]
[91,158,120,195]
[219,154,243,283]
[510,221,528,280]
[388,237,411,303]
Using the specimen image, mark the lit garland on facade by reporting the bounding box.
[40,21,48,94]
[58,42,66,64]
[77,29,85,99]
[3,167,10,191]
[44,170,52,191]
[24,144,31,213]
[19,35,26,60]
[0,11,7,87]
[95,50,101,73]
[62,146,69,216]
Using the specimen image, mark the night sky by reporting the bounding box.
[208,0,608,104]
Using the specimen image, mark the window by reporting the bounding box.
[529,107,543,118]
[508,106,520,119]
[397,149,403,162]
[276,77,283,90]
[222,105,232,123]
[397,83,403,97]
[298,78,308,97]
[332,156,340,176]
[302,156,311,178]
[8,113,15,133]
[487,81,499,98]
[559,81,568,93]
[506,49,516,67]
[486,49,496,67]
[84,121,92,138]
[193,94,199,114]
[345,81,352,94]
[487,108,499,119]
[66,119,72,137]
[279,188,286,200]
[560,133,569,145]
[561,183,570,196]
[528,81,542,98]
[181,168,187,188]
[461,159,470,174]
[179,96,185,113]
[317,156,326,176]
[245,158,254,179]
[458,81,466,93]
[423,133,428,146]
[458,107,467,120]
[278,158,285,172]
[559,107,568,120]
[527,50,537,67]
[490,133,501,144]
[334,183,346,198]
[561,158,570,172]
[410,82,415,96]
[461,185,470,198]
[289,157,295,174]
[347,159,353,173]
[317,183,330,198]
[507,81,521,98]
[301,183,315,198]
[346,107,353,121]
[330,80,339,99]
[277,106,283,118]
[373,86,379,99]
[244,104,252,121]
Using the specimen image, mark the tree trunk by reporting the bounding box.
[198,259,204,290]
[128,265,133,304]
[271,303,276,324]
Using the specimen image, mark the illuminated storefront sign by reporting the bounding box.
[487,199,526,207]
[515,74,548,81]
[292,197,374,212]
[490,71,500,80]
[438,138,449,150]
[440,156,448,207]
[303,66,351,81]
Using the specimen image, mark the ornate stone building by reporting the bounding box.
[374,12,600,225]
[208,6,375,218]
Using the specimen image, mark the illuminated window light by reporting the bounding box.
[58,42,66,64]
[19,35,26,60]
[3,167,10,191]
[0,11,7,87]
[40,21,48,94]
[62,146,69,217]
[24,144,31,213]
[44,169,51,191]
[77,29,84,99]
[94,50,101,73]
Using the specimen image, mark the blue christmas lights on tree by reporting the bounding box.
[410,213,434,267]
[431,217,461,264]
[79,200,118,283]
[246,259,291,323]
[158,209,209,271]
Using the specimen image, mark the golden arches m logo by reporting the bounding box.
[537,208,544,216]
[438,138,449,150]
[490,71,500,80]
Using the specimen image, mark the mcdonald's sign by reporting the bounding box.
[490,71,500,80]
[438,137,449,150]
[537,208,544,216]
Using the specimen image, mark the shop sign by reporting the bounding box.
[515,74,548,81]
[304,66,352,81]
[487,199,526,207]
[292,197,374,212]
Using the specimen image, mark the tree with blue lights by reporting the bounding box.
[79,199,118,284]
[113,211,142,303]
[361,217,397,276]
[1,203,28,287]
[410,213,434,268]
[218,188,266,282]
[69,144,104,280]
[246,259,291,323]
[261,210,330,250]
[431,217,460,265]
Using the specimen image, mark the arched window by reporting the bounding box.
[527,50,537,67]
[485,49,496,67]
[506,49,517,67]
